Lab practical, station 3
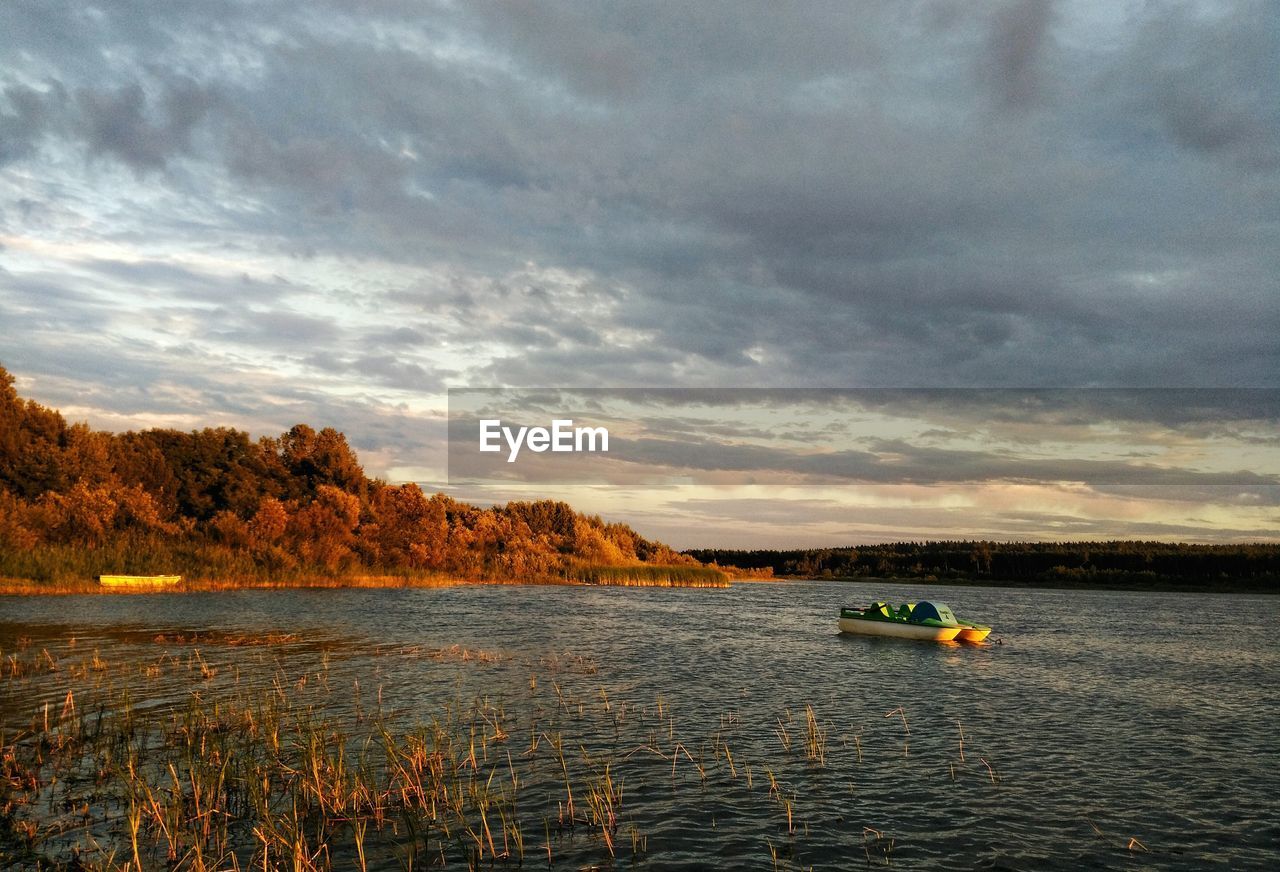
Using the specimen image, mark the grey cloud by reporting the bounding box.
[0,83,65,164]
[80,258,292,306]
[0,0,1277,541]
[608,434,1278,487]
[1091,485,1280,509]
[301,351,450,392]
[1117,2,1280,171]
[983,0,1055,108]
[450,387,1280,430]
[75,80,214,172]
[212,309,342,348]
[350,354,445,391]
[362,326,430,347]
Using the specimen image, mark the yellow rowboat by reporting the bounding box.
[98,575,182,589]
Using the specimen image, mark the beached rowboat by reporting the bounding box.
[98,575,182,588]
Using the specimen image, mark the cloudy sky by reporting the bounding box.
[2,1,1277,546]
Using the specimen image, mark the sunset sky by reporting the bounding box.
[2,1,1277,547]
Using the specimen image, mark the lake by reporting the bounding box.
[2,580,1277,870]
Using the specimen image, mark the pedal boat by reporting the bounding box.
[838,601,962,642]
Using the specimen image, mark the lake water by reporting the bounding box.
[3,580,1278,870]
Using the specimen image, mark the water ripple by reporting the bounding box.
[2,580,1277,869]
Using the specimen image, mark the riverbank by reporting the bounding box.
[0,565,731,596]
[7,570,1270,597]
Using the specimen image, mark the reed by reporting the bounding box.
[979,757,999,784]
[884,706,910,735]
[862,826,894,867]
[0,630,1016,870]
[1,563,733,596]
[570,564,730,588]
[774,719,793,753]
[802,705,826,765]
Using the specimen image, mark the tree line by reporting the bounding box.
[686,539,1280,591]
[0,365,695,585]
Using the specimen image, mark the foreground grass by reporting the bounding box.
[0,627,1013,870]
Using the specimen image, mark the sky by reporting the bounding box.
[1,1,1277,547]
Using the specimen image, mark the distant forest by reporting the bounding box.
[0,365,703,586]
[688,540,1280,591]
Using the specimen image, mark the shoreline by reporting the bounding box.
[2,572,1273,596]
[0,572,733,596]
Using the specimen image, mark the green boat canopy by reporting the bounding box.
[908,601,958,626]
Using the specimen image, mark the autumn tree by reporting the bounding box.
[0,362,712,584]
[0,366,74,498]
[289,485,361,571]
[361,483,447,569]
[273,425,366,500]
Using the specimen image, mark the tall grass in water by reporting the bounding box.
[0,632,1010,870]
[571,564,730,588]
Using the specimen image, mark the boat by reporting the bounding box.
[838,601,962,642]
[839,601,994,643]
[98,575,182,589]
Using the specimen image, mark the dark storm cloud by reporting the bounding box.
[1,1,1277,511]
[983,0,1055,108]
[1113,0,1280,171]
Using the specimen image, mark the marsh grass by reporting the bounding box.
[802,706,827,765]
[0,630,1007,870]
[3,563,730,596]
[571,564,730,587]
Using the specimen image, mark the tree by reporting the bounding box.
[249,497,289,549]
[276,425,366,499]
[289,485,361,571]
